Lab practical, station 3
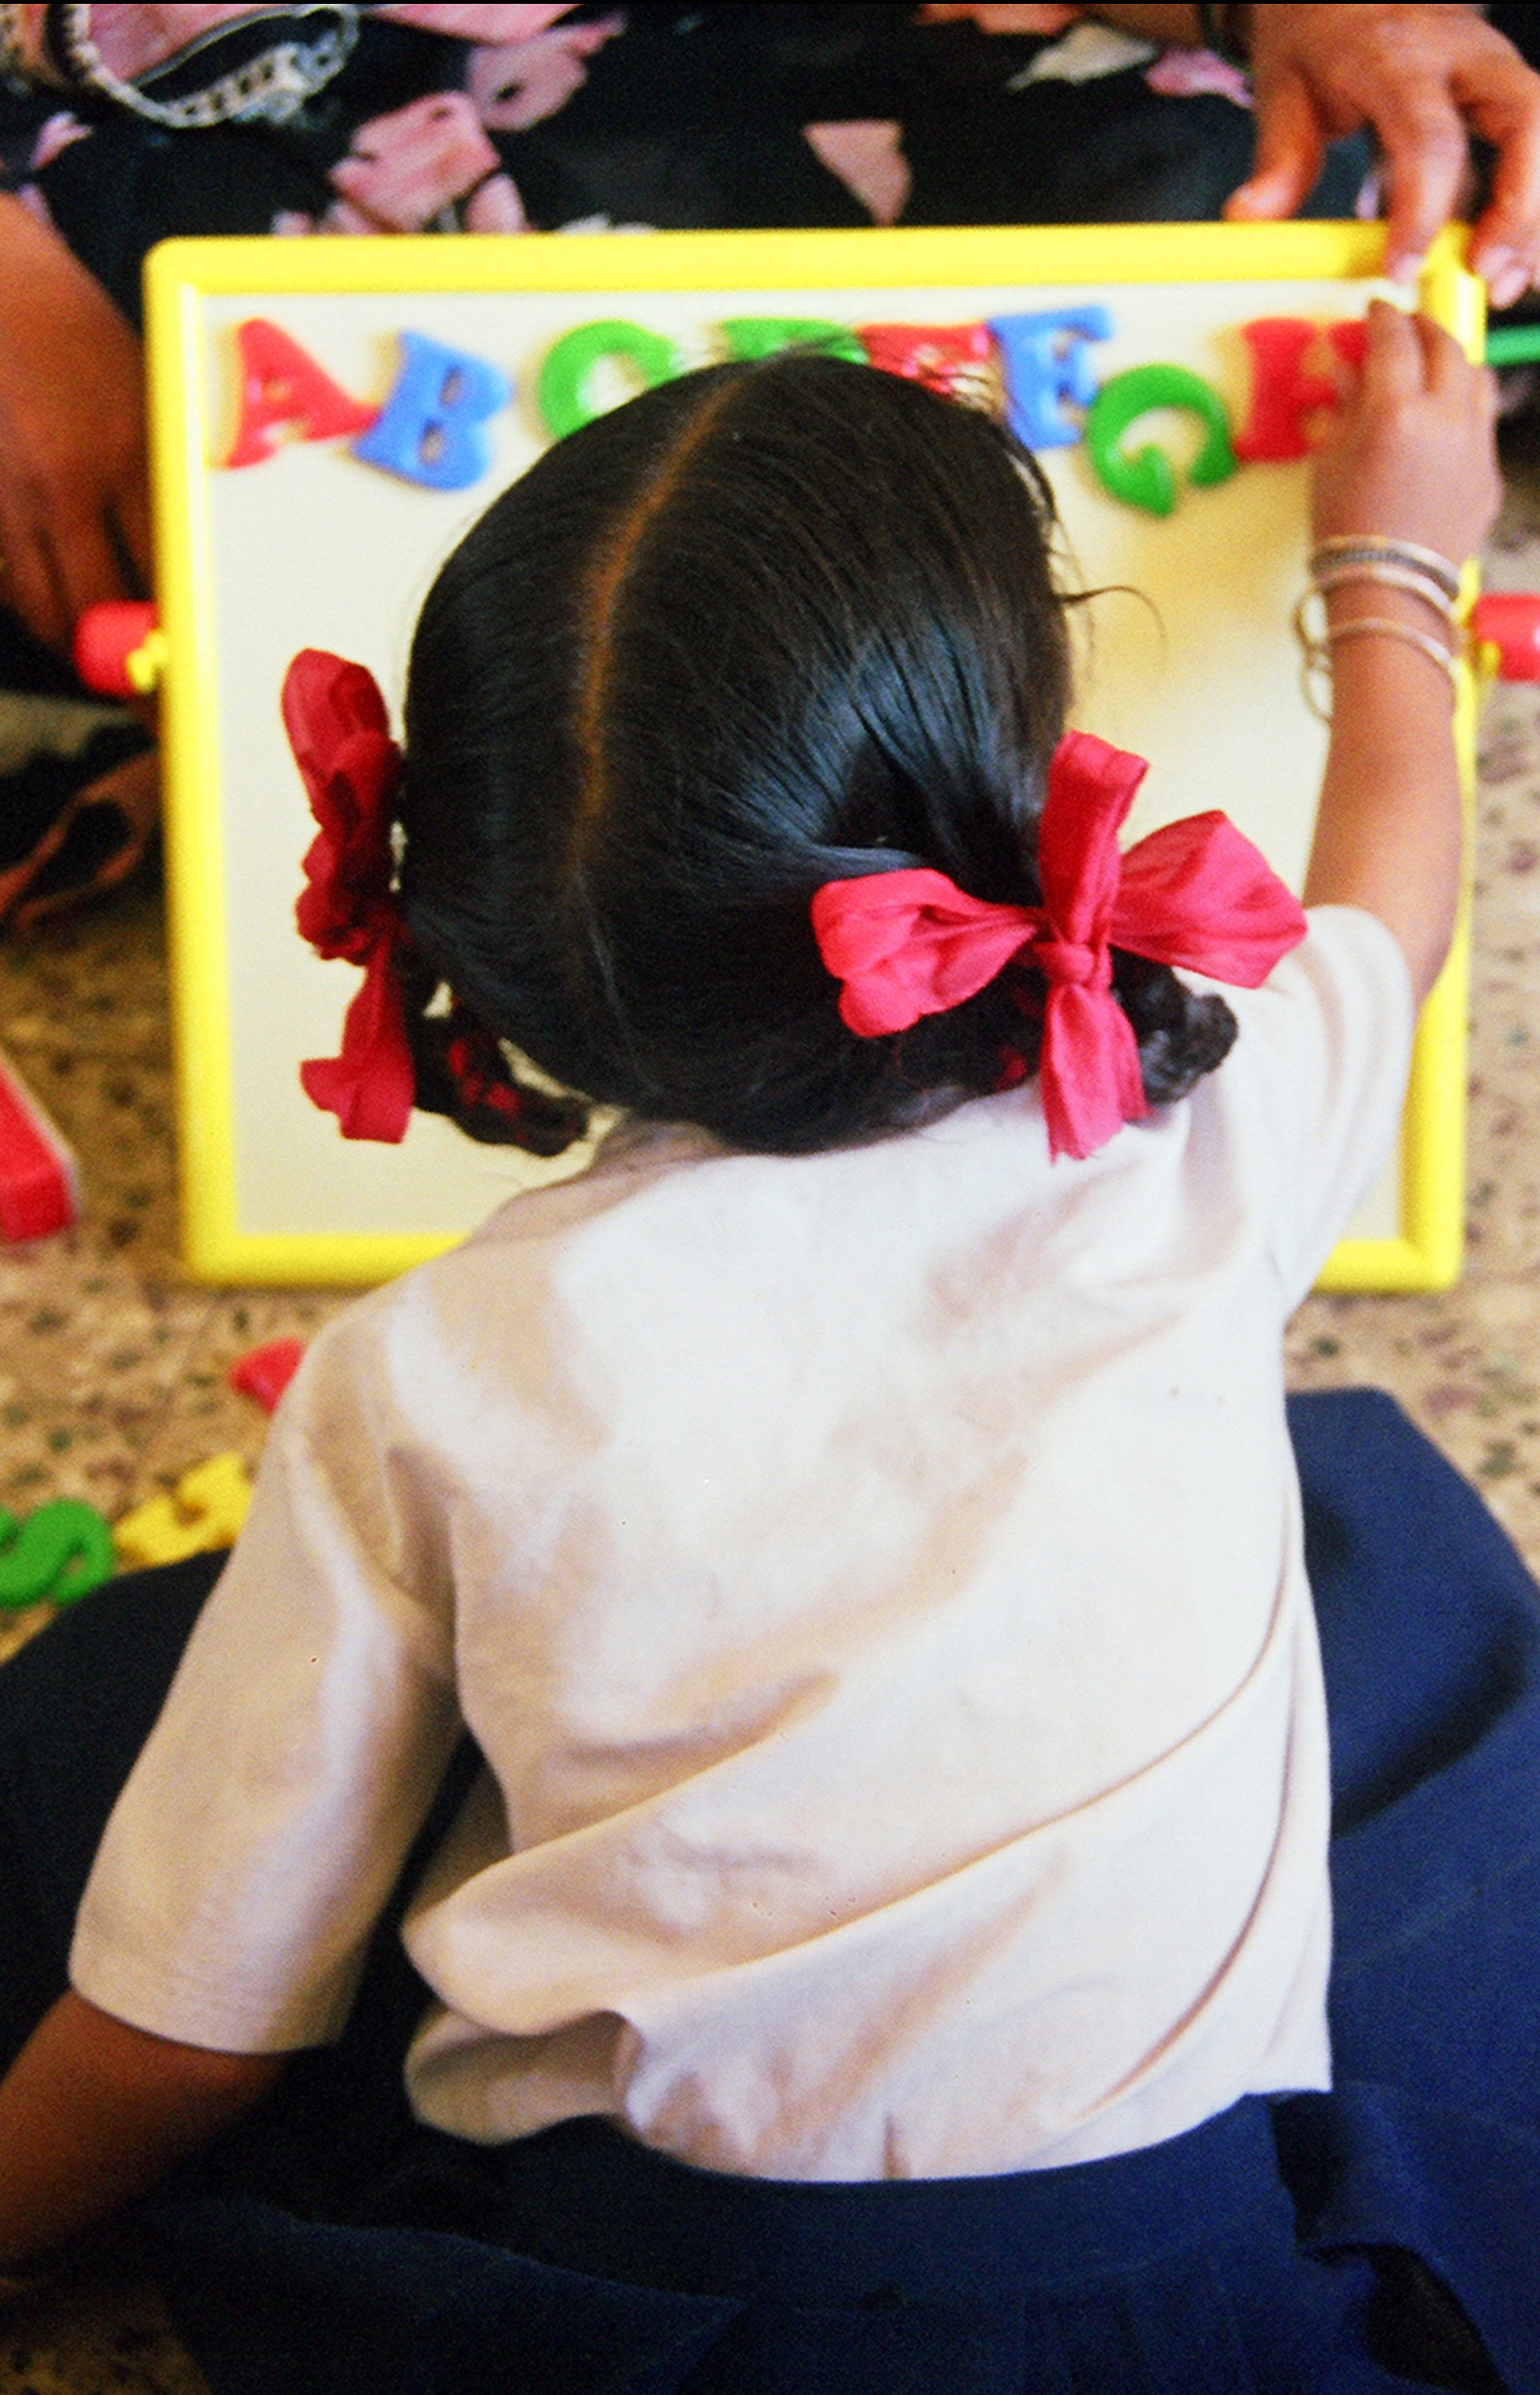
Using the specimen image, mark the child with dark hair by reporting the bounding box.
[2,307,1536,2395]
[387,346,1245,1162]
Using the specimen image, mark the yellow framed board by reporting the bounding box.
[143,220,1482,1288]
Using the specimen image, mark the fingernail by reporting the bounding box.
[1387,252,1425,289]
[1485,259,1530,309]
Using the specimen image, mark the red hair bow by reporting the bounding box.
[283,648,415,1143]
[811,730,1307,1162]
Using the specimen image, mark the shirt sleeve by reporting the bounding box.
[1219,904,1417,1310]
[70,1310,465,2054]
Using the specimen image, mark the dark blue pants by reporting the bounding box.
[2,1391,1538,2393]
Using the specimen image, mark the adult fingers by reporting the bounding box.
[113,474,153,600]
[1463,74,1540,303]
[1222,69,1325,224]
[0,482,135,656]
[53,491,137,629]
[0,491,69,653]
[1364,77,1472,283]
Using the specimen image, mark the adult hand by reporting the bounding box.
[0,194,150,656]
[1224,4,1540,302]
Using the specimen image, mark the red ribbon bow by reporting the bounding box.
[811,729,1308,1161]
[283,647,415,1143]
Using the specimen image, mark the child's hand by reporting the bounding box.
[1309,299,1502,567]
[1302,299,1500,1005]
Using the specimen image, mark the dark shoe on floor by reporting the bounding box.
[0,723,158,931]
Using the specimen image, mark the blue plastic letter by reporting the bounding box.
[353,332,510,490]
[989,307,1113,449]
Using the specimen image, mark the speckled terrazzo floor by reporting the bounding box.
[0,880,349,1673]
[6,482,1540,2393]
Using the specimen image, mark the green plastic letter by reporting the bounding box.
[720,317,866,364]
[1083,363,1236,517]
[537,320,685,441]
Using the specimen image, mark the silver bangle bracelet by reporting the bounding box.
[1297,612,1460,722]
[1305,560,1456,628]
[1308,534,1462,603]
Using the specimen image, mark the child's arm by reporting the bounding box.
[1301,299,1502,1005]
[0,1989,286,2270]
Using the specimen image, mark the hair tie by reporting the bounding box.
[283,647,416,1143]
[811,729,1308,1161]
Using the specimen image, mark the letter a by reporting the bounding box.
[224,319,378,468]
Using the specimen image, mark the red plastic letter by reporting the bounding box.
[224,319,378,468]
[857,321,996,404]
[1232,317,1364,461]
[228,1336,307,1413]
[0,1046,77,1242]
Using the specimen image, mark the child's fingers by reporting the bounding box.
[1411,307,1479,396]
[1415,316,1502,497]
[1360,296,1424,398]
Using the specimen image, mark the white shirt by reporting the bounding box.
[73,907,1413,2180]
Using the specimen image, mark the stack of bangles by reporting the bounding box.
[1293,536,1464,722]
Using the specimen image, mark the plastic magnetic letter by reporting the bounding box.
[1232,317,1363,461]
[537,320,685,441]
[0,1500,115,1609]
[112,1452,254,1570]
[228,1336,307,1414]
[989,307,1113,448]
[353,332,511,490]
[856,321,996,401]
[224,319,378,468]
[1083,363,1236,516]
[0,1045,78,1241]
[721,317,866,364]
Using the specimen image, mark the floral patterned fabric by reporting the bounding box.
[0,3,1372,330]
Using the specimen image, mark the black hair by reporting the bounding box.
[396,350,1234,1157]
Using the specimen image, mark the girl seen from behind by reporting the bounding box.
[0,306,1531,2395]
